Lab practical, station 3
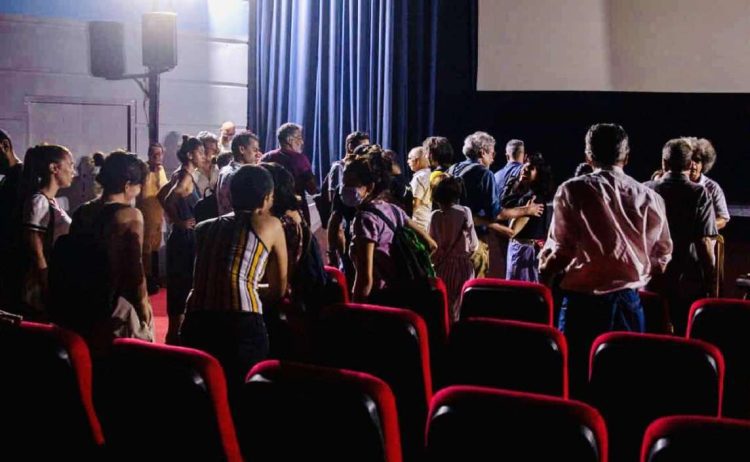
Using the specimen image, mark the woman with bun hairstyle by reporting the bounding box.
[342,145,437,302]
[19,144,75,317]
[158,135,205,343]
[55,151,153,348]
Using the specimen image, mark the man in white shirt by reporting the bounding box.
[539,123,672,395]
[407,146,432,231]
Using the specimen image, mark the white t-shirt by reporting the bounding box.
[410,167,432,231]
[23,193,72,244]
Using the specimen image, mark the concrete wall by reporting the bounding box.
[0,0,249,169]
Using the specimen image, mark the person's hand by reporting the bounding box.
[175,218,196,230]
[426,237,438,254]
[524,196,544,217]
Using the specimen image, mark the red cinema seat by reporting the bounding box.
[687,298,750,419]
[324,265,350,304]
[458,278,553,325]
[95,340,241,461]
[240,360,401,462]
[589,332,724,462]
[0,321,104,458]
[426,386,607,461]
[313,303,432,461]
[445,318,568,397]
[641,415,750,462]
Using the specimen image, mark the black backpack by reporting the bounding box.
[360,204,435,287]
[291,225,329,314]
[194,188,219,223]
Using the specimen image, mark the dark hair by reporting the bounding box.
[176,135,203,165]
[0,128,12,150]
[260,162,300,217]
[231,130,260,160]
[147,143,163,158]
[276,122,302,146]
[574,162,594,177]
[662,138,693,172]
[585,123,629,166]
[97,150,148,195]
[216,152,233,169]
[230,165,274,211]
[432,175,463,208]
[343,144,393,198]
[345,131,370,154]
[689,137,717,173]
[526,153,555,201]
[423,136,454,168]
[92,152,106,167]
[22,144,70,193]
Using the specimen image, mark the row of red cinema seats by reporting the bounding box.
[1,271,749,461]
[1,319,749,461]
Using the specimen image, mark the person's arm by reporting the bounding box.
[695,188,718,295]
[539,186,576,286]
[113,207,152,326]
[302,171,319,195]
[647,194,672,276]
[327,210,345,267]
[498,197,544,220]
[711,183,730,230]
[352,240,375,302]
[407,219,437,253]
[264,217,288,302]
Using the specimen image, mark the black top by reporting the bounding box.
[0,163,23,252]
[501,179,552,240]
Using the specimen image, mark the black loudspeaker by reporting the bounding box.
[88,21,125,78]
[142,12,178,71]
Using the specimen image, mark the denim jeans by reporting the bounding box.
[559,288,645,398]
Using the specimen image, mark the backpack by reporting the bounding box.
[194,188,219,223]
[291,224,329,314]
[361,204,435,287]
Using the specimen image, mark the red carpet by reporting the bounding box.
[149,289,168,344]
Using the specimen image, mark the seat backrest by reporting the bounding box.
[641,415,750,462]
[426,386,607,462]
[323,265,350,304]
[95,339,241,461]
[688,298,750,418]
[0,321,104,458]
[589,332,724,462]
[313,303,432,461]
[638,289,671,334]
[445,317,568,397]
[458,278,553,325]
[240,360,402,462]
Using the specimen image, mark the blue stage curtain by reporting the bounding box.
[249,0,438,180]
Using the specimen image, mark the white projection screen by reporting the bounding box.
[477,0,750,92]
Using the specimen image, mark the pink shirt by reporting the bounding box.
[543,166,672,294]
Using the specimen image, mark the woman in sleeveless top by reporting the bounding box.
[182,165,287,394]
[19,144,75,319]
[159,135,205,344]
[61,151,153,353]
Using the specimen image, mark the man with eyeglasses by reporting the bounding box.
[261,122,319,222]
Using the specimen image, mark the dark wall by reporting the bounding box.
[433,0,750,204]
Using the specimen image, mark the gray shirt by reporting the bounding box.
[697,174,730,221]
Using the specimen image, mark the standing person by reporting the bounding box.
[343,146,436,303]
[429,176,478,321]
[159,135,205,344]
[423,136,455,177]
[502,153,555,282]
[0,129,23,310]
[407,146,432,231]
[137,143,169,294]
[494,139,526,197]
[215,131,263,215]
[219,121,236,153]
[182,165,287,392]
[539,123,672,396]
[261,123,319,223]
[19,144,76,318]
[194,131,220,196]
[61,156,96,213]
[687,137,730,230]
[56,152,153,351]
[645,138,717,335]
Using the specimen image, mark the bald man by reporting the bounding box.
[407,146,432,231]
[219,121,236,153]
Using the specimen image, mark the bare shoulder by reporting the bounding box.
[114,206,144,230]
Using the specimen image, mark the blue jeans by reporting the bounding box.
[559,288,644,398]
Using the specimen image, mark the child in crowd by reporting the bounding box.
[428,176,478,321]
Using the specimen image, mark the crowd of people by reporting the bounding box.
[0,121,730,395]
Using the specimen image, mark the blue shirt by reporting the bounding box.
[448,159,500,225]
[494,161,523,199]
